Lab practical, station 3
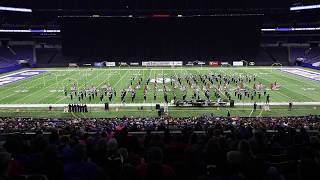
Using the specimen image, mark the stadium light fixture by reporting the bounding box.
[1,27,320,33]
[261,27,320,32]
[0,29,60,33]
[290,4,320,11]
[0,6,32,12]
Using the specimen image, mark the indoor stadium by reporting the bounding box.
[0,1,319,180]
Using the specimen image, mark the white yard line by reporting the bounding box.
[0,70,49,93]
[54,69,108,104]
[258,108,264,117]
[0,101,319,108]
[257,70,296,101]
[0,70,28,78]
[266,69,319,101]
[36,69,96,104]
[0,71,66,102]
[13,72,77,103]
[249,109,254,117]
[278,68,320,88]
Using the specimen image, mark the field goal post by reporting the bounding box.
[271,63,283,72]
[241,60,249,67]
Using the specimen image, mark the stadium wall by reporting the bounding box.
[301,62,320,71]
[34,46,289,66]
[0,64,22,74]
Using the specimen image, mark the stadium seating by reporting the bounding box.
[0,45,34,66]
[290,47,320,64]
[0,45,34,73]
[0,115,319,180]
[35,48,66,67]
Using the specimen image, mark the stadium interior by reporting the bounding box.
[0,0,320,180]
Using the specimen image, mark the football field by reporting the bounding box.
[0,66,319,118]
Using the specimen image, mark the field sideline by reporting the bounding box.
[0,66,319,117]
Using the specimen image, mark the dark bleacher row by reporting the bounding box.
[3,45,316,67]
[0,45,34,73]
[0,115,319,180]
[290,47,320,64]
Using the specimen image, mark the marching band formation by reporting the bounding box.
[63,72,277,104]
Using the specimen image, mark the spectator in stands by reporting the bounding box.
[64,144,105,180]
[138,147,175,180]
[0,115,318,180]
[0,152,11,180]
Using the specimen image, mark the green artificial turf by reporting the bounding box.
[0,67,319,118]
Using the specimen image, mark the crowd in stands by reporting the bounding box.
[0,115,319,180]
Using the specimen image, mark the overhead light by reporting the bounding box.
[290,4,320,11]
[0,6,32,12]
[0,29,60,33]
[261,27,320,32]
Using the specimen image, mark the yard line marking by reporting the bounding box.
[54,69,107,104]
[14,71,79,103]
[252,69,296,102]
[263,69,317,101]
[258,108,264,117]
[0,70,50,93]
[249,109,254,117]
[36,69,97,104]
[0,70,28,78]
[0,71,73,102]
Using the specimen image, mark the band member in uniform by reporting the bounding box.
[205,89,210,100]
[108,91,113,101]
[64,86,67,96]
[121,89,126,103]
[182,86,187,101]
[164,89,168,103]
[153,87,157,101]
[131,89,136,102]
[143,91,147,102]
[173,88,177,102]
[266,94,270,104]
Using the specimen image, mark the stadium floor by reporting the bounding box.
[0,66,319,117]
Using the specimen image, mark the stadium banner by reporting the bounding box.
[142,61,183,66]
[197,61,206,65]
[249,62,255,66]
[233,61,244,66]
[68,63,78,67]
[106,62,116,67]
[221,62,229,65]
[209,61,219,67]
[119,62,128,66]
[94,62,104,67]
[129,62,140,66]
